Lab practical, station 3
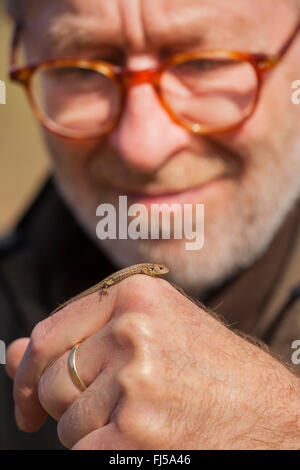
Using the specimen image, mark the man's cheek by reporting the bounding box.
[218,100,284,161]
[44,132,103,169]
[243,70,294,139]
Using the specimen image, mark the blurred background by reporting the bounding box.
[0,1,49,235]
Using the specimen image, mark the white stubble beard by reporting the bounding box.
[95,133,300,299]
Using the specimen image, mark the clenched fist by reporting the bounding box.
[6,275,300,449]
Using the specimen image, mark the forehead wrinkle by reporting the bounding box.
[42,14,123,56]
[142,0,252,51]
[26,0,292,60]
[119,0,147,51]
[33,0,253,58]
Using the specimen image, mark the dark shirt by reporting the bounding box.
[0,178,299,449]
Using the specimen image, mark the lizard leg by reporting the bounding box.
[98,282,110,299]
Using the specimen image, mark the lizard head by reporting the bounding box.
[145,263,169,276]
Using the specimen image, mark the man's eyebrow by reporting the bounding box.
[43,15,205,57]
[40,8,254,58]
[42,15,124,56]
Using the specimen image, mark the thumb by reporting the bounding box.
[5,338,30,380]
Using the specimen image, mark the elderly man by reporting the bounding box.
[1,0,300,450]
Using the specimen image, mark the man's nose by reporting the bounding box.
[108,83,190,173]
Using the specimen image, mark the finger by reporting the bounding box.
[72,423,137,450]
[14,288,117,432]
[57,366,122,449]
[4,338,41,432]
[38,322,120,420]
[14,401,48,433]
[13,275,166,433]
[5,338,30,379]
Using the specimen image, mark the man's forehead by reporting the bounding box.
[25,0,293,56]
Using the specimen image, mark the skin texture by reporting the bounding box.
[5,0,300,449]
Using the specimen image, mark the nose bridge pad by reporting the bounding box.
[110,69,164,135]
[122,69,160,88]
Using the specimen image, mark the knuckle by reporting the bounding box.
[58,395,99,449]
[119,274,156,292]
[115,396,158,445]
[13,384,32,408]
[37,374,51,411]
[37,357,69,418]
[112,312,154,346]
[57,406,78,449]
[117,359,157,399]
[30,321,50,357]
[37,374,64,419]
[118,275,166,310]
[57,419,69,448]
[115,397,138,435]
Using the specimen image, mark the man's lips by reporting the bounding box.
[126,175,228,206]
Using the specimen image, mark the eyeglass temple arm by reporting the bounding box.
[276,20,300,60]
[10,20,23,73]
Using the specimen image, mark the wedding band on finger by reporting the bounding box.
[69,343,87,392]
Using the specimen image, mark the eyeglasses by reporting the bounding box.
[9,20,300,140]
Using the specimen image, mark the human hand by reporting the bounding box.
[6,275,300,449]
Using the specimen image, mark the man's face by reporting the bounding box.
[23,0,300,295]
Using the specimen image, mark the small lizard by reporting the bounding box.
[51,263,169,315]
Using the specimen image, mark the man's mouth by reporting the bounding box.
[126,174,230,206]
[88,144,239,204]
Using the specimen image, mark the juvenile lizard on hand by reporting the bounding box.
[51,263,169,315]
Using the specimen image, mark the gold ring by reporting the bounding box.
[69,343,87,391]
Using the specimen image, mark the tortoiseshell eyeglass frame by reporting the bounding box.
[9,19,300,140]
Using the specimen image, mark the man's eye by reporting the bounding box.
[43,67,103,90]
[52,68,96,80]
[192,59,218,71]
[181,59,236,73]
